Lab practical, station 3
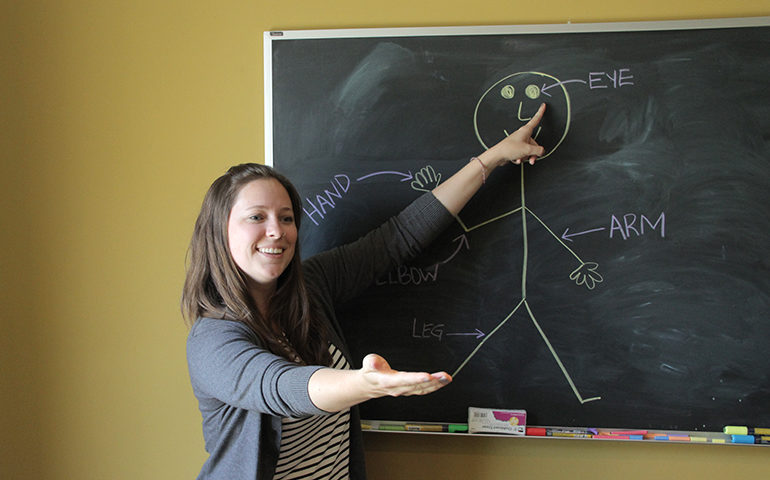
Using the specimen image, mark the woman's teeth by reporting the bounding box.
[258,247,284,254]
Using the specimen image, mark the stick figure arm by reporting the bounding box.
[524,207,583,261]
[524,208,603,290]
[454,207,523,233]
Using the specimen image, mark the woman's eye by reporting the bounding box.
[248,215,264,221]
[282,216,295,224]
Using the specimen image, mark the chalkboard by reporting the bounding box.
[265,18,770,432]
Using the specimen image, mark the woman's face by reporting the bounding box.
[227,178,298,294]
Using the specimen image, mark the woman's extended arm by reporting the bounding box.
[308,105,545,413]
[308,353,450,412]
[432,103,546,215]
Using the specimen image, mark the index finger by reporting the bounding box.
[525,103,546,128]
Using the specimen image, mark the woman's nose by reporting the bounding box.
[266,219,284,239]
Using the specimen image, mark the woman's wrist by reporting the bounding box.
[476,149,505,173]
[469,156,487,184]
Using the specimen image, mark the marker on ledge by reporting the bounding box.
[379,424,405,431]
[404,423,469,433]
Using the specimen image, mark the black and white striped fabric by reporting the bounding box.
[274,344,351,480]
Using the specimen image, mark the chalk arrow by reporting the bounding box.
[356,170,414,182]
[439,234,470,265]
[561,226,606,242]
[541,79,587,97]
[446,329,486,339]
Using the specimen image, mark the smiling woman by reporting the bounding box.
[227,177,298,311]
[180,110,546,479]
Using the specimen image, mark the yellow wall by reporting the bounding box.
[2,1,769,478]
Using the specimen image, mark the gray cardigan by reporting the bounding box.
[186,192,454,479]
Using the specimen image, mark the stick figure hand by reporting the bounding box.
[569,262,603,290]
[410,165,442,192]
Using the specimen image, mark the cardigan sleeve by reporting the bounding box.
[186,317,327,418]
[303,192,454,306]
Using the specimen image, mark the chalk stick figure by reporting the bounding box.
[414,72,603,404]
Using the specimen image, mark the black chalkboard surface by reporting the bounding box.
[265,18,770,432]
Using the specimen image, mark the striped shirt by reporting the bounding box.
[274,344,351,480]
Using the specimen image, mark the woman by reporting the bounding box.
[183,104,546,479]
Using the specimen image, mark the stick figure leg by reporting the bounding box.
[523,301,601,404]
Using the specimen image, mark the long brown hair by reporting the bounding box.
[181,163,332,366]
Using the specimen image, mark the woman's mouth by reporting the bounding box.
[258,247,285,255]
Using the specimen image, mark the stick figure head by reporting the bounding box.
[474,72,571,160]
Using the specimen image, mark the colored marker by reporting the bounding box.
[550,432,593,438]
[449,424,469,433]
[594,434,631,440]
[405,423,445,432]
[609,430,648,435]
[547,428,592,436]
[379,424,405,431]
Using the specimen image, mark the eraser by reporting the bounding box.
[468,407,526,435]
[527,427,547,436]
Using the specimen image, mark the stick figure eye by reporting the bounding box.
[500,84,515,99]
[525,84,541,99]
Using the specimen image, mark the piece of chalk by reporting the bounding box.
[724,426,749,435]
[731,434,755,444]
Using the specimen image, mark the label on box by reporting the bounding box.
[468,407,527,435]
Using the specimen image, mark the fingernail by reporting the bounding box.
[439,376,450,384]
